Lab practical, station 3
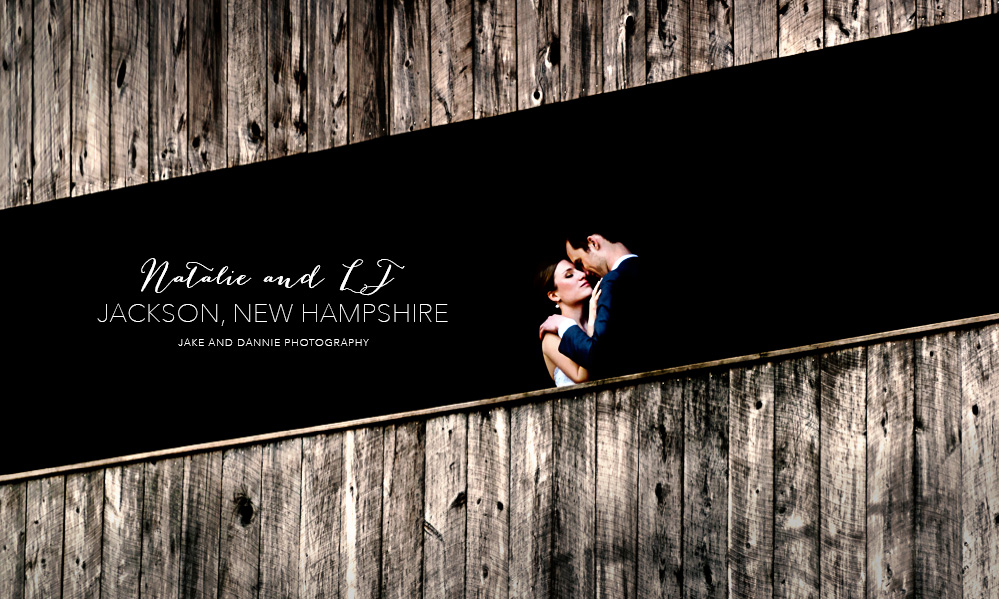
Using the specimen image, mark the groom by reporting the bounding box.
[539,229,653,379]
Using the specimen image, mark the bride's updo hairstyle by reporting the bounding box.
[535,262,559,306]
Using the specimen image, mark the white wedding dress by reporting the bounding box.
[553,366,574,387]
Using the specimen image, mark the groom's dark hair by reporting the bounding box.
[565,228,632,252]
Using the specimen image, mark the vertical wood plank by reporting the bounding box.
[349,0,389,142]
[150,0,189,180]
[390,0,431,133]
[63,471,103,599]
[382,422,426,599]
[180,452,223,599]
[820,347,866,599]
[603,0,645,91]
[869,0,914,37]
[684,372,729,599]
[689,0,733,73]
[473,0,517,117]
[430,0,473,124]
[4,0,31,206]
[71,0,110,196]
[102,465,144,599]
[778,0,822,55]
[109,0,149,189]
[466,408,510,599]
[268,0,309,157]
[824,0,866,46]
[962,0,991,19]
[308,0,347,150]
[646,0,690,83]
[260,439,303,599]
[734,0,777,65]
[729,364,775,599]
[142,459,185,599]
[219,446,263,599]
[340,427,384,599]
[637,379,683,599]
[561,0,602,99]
[596,386,639,598]
[188,0,227,173]
[917,0,959,25]
[25,477,64,599]
[509,401,553,599]
[914,333,961,599]
[961,325,999,599]
[32,0,72,203]
[774,356,820,599]
[0,483,26,599]
[227,0,267,165]
[300,433,344,599]
[552,393,596,598]
[868,340,915,599]
[517,0,560,108]
[423,413,467,599]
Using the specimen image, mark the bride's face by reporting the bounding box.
[550,260,592,306]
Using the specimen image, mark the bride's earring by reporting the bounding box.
[555,303,560,310]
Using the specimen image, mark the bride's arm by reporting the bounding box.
[542,333,589,383]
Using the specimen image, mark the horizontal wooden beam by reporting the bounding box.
[3,312,997,484]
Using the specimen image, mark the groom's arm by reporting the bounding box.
[557,276,615,370]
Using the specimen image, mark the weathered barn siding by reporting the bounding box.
[1,0,991,209]
[2,319,996,598]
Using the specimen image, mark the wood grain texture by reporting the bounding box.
[349,0,389,142]
[268,0,309,157]
[596,386,639,599]
[423,413,467,599]
[466,407,510,599]
[63,471,103,599]
[961,325,999,599]
[917,0,959,26]
[778,0,822,55]
[25,477,64,599]
[219,445,263,599]
[71,0,110,196]
[734,0,776,64]
[308,0,348,149]
[553,393,596,598]
[381,422,426,599]
[962,0,992,19]
[430,0,473,124]
[109,0,149,189]
[637,379,683,599]
[300,433,344,599]
[260,439,302,599]
[340,427,384,599]
[474,0,517,117]
[914,333,961,599]
[646,0,690,82]
[0,483,26,599]
[684,372,729,599]
[824,0,866,45]
[869,0,914,37]
[509,401,553,599]
[188,0,227,172]
[390,0,431,133]
[102,465,144,599]
[227,0,267,165]
[32,0,72,203]
[603,0,645,91]
[180,452,223,599]
[729,364,774,599]
[150,0,189,180]
[517,0,560,108]
[774,356,820,599]
[868,340,915,599]
[820,347,866,599]
[689,0,733,73]
[142,459,185,599]
[4,0,31,206]
[561,0,602,99]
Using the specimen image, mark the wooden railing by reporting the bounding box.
[1,315,997,598]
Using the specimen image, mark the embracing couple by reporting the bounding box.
[537,228,654,387]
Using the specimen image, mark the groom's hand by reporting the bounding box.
[539,314,573,340]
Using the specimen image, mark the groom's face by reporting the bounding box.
[566,239,609,278]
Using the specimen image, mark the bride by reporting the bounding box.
[537,259,602,387]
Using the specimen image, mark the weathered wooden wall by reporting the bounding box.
[1,0,993,208]
[2,320,996,598]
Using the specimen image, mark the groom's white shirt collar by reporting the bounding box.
[557,253,638,338]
